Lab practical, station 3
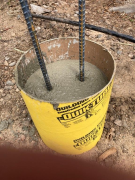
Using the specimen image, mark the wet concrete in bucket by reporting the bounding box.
[24,60,108,102]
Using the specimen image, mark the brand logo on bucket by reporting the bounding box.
[73,115,106,150]
[56,82,113,128]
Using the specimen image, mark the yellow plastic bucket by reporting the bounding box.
[15,37,116,155]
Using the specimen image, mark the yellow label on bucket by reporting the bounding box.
[21,80,113,154]
[56,81,113,128]
[73,114,106,150]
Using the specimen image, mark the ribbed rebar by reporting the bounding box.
[19,0,52,91]
[79,0,85,82]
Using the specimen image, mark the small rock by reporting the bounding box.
[22,126,28,132]
[0,134,4,141]
[29,126,35,137]
[122,145,128,153]
[4,94,12,100]
[85,31,90,36]
[0,120,8,132]
[16,88,19,92]
[35,26,41,32]
[74,14,78,17]
[53,10,58,13]
[26,116,32,122]
[21,135,25,141]
[111,128,115,132]
[50,21,56,26]
[113,26,117,31]
[31,136,38,142]
[121,105,128,112]
[11,32,15,37]
[12,79,15,84]
[115,106,121,112]
[128,53,134,59]
[122,121,128,128]
[4,43,8,46]
[105,20,110,25]
[0,89,3,93]
[38,0,43,5]
[106,35,112,40]
[43,5,50,8]
[71,4,75,8]
[4,61,8,66]
[108,104,114,113]
[5,56,10,61]
[5,80,13,86]
[30,4,51,14]
[117,50,122,55]
[8,119,13,124]
[9,62,16,67]
[121,115,126,120]
[22,110,27,118]
[14,133,19,138]
[23,110,26,114]
[60,1,67,6]
[110,4,135,13]
[97,34,102,38]
[4,86,13,90]
[67,14,70,18]
[114,119,122,126]
[104,122,110,129]
[106,128,115,140]
[0,98,4,102]
[131,95,135,101]
[17,15,21,20]
[75,11,79,14]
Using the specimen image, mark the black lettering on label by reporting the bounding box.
[82,107,86,113]
[57,82,113,126]
[71,112,76,118]
[63,113,72,120]
[79,108,83,115]
[73,115,106,149]
[56,98,89,112]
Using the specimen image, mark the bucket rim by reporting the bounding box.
[15,37,116,104]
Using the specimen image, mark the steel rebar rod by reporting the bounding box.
[19,0,52,91]
[79,0,85,82]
